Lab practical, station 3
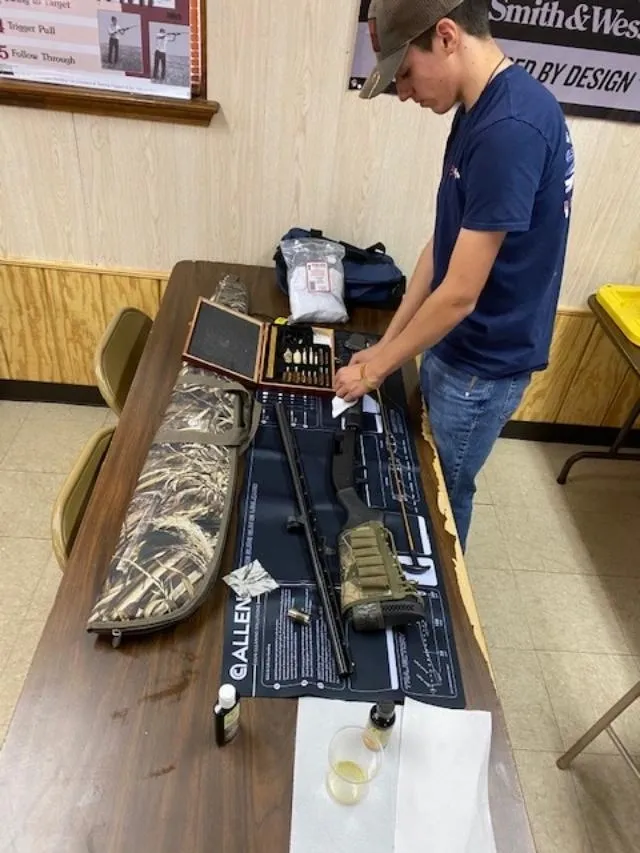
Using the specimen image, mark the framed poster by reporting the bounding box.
[0,0,192,99]
[349,0,640,122]
[350,0,396,95]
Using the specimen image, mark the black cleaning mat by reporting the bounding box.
[221,334,465,708]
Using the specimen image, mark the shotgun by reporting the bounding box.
[274,402,354,679]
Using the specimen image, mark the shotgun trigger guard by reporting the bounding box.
[322,540,336,558]
[403,561,426,576]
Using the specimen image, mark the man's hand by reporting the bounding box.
[334,360,383,402]
[349,341,385,366]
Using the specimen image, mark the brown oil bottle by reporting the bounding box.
[363,701,396,749]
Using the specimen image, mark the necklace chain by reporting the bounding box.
[485,53,507,93]
[466,52,506,112]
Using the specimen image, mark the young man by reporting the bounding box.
[333,0,575,551]
[107,17,124,66]
[153,28,177,81]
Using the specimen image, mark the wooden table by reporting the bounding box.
[557,292,640,483]
[0,262,534,853]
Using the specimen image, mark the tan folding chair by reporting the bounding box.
[51,426,115,571]
[94,307,152,416]
[557,681,640,782]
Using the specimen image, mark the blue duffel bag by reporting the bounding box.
[273,227,406,310]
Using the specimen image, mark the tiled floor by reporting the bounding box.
[468,440,640,853]
[0,401,117,747]
[1,400,639,851]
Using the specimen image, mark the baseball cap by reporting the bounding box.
[360,0,465,99]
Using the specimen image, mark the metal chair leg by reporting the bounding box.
[605,727,640,783]
[556,680,640,770]
[557,397,640,484]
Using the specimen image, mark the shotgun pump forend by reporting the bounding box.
[332,400,424,632]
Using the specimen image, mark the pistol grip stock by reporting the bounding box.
[337,487,383,529]
[331,432,351,494]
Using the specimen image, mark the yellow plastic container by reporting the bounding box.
[595,284,640,346]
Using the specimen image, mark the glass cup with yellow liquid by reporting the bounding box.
[326,725,384,805]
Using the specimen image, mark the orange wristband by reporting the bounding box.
[359,363,377,392]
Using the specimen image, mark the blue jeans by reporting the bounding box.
[420,351,531,552]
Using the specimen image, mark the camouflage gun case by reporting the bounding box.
[86,275,261,646]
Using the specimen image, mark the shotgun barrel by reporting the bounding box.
[274,401,353,679]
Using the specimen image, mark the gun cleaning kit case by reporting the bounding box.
[183,297,338,396]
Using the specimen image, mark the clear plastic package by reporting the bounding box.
[280,237,349,324]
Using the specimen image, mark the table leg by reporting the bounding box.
[556,680,640,770]
[557,396,640,484]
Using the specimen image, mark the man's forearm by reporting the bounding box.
[381,238,434,345]
[375,280,474,380]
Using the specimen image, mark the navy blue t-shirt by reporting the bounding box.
[431,64,575,379]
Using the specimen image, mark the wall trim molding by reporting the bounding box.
[0,380,106,407]
[501,419,640,448]
[0,256,597,315]
[0,255,170,281]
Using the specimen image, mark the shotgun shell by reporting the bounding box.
[287,607,311,626]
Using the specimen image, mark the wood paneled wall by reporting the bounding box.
[512,310,639,427]
[0,0,638,308]
[1,259,637,431]
[0,261,163,385]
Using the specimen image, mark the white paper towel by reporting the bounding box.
[394,698,497,853]
[331,394,378,419]
[289,697,403,853]
[290,697,496,853]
